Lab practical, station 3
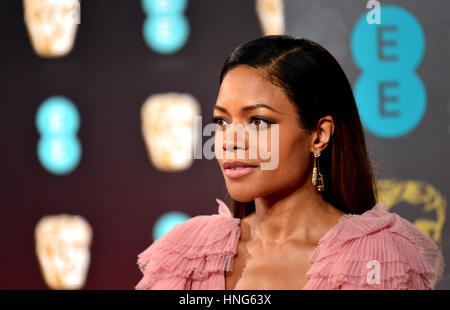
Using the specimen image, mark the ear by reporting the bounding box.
[310,116,335,153]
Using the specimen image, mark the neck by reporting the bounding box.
[251,182,341,246]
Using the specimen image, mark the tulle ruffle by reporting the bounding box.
[304,201,445,290]
[135,199,241,290]
[135,199,445,290]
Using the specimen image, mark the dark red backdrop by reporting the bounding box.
[0,0,260,289]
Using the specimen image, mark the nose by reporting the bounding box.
[222,124,247,152]
[223,140,243,151]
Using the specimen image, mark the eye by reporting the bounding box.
[212,116,229,129]
[249,116,273,129]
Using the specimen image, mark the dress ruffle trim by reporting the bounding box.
[135,199,241,290]
[304,201,445,289]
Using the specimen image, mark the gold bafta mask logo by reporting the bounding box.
[35,214,92,290]
[376,179,446,244]
[23,0,80,58]
[255,0,285,35]
[141,92,201,172]
[376,178,446,286]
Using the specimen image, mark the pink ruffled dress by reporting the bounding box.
[135,199,445,290]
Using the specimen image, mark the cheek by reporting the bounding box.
[249,128,275,164]
[259,131,311,190]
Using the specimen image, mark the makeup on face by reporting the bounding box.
[223,160,258,179]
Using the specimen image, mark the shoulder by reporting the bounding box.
[306,201,445,290]
[135,199,241,290]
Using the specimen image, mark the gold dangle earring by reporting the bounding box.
[312,150,324,192]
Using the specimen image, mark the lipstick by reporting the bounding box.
[223,161,257,179]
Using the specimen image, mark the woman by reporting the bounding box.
[135,35,444,290]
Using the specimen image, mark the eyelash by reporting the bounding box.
[212,116,274,128]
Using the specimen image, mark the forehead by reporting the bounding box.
[217,65,291,112]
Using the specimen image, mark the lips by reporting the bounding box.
[223,161,258,179]
[223,161,258,169]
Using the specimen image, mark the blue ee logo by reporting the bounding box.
[351,5,426,138]
[152,211,190,240]
[142,0,190,54]
[36,96,82,175]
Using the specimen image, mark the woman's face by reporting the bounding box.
[214,65,316,202]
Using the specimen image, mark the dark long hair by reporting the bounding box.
[219,35,380,218]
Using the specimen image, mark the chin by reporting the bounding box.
[225,182,260,202]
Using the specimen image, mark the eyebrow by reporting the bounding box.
[214,103,281,114]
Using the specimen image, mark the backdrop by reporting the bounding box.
[0,0,448,289]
